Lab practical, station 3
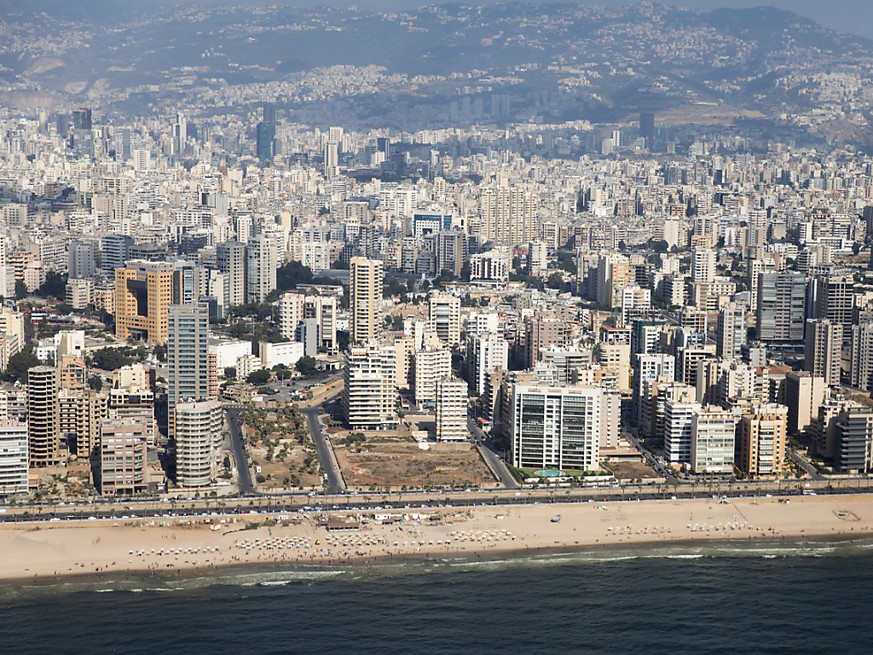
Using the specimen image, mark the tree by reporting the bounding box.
[36,272,67,301]
[247,369,271,385]
[276,261,315,292]
[296,355,317,376]
[224,366,237,380]
[2,346,41,382]
[547,272,564,290]
[153,343,167,362]
[91,348,134,371]
[14,280,27,300]
[88,376,103,392]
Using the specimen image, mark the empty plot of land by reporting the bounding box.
[332,435,496,490]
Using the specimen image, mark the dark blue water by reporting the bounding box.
[2,541,871,655]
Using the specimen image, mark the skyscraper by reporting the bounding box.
[350,257,383,344]
[342,342,397,430]
[67,239,97,279]
[101,234,133,273]
[216,241,246,307]
[717,303,747,360]
[167,304,210,439]
[256,121,275,163]
[756,272,806,342]
[245,234,277,304]
[804,318,842,386]
[27,366,60,467]
[639,111,655,146]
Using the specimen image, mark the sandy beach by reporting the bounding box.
[2,494,872,582]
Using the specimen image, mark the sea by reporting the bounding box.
[2,539,872,655]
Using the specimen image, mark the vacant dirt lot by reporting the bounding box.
[332,433,496,491]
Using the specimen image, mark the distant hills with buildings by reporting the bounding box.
[2,2,873,143]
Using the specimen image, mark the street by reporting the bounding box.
[302,397,346,495]
[468,418,519,489]
[225,408,255,495]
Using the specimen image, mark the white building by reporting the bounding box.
[259,341,304,369]
[664,398,702,464]
[429,294,461,346]
[174,400,223,488]
[343,341,398,430]
[436,377,468,442]
[0,421,28,495]
[467,332,509,395]
[690,406,737,474]
[414,346,452,406]
[209,339,253,371]
[510,383,607,472]
[278,291,306,341]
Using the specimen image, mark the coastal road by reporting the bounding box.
[302,394,346,495]
[225,408,255,495]
[468,418,519,489]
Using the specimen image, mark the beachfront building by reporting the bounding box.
[834,407,873,474]
[167,303,210,440]
[0,421,28,495]
[690,406,737,474]
[174,400,223,487]
[435,377,468,442]
[664,397,702,465]
[27,366,60,467]
[509,383,606,472]
[99,418,149,495]
[737,405,788,476]
[342,341,398,431]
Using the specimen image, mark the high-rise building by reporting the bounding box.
[664,396,702,464]
[67,239,97,279]
[414,346,452,406]
[436,230,466,278]
[0,421,28,495]
[737,405,788,475]
[256,121,275,163]
[810,274,854,341]
[510,383,606,471]
[27,366,60,467]
[99,418,149,495]
[717,303,747,360]
[429,294,461,346]
[342,341,397,430]
[690,406,737,474]
[784,371,827,435]
[805,318,842,386]
[216,241,246,307]
[350,257,383,344]
[304,295,337,354]
[167,304,210,439]
[277,291,306,341]
[174,400,223,487]
[691,248,716,284]
[245,234,277,304]
[851,322,873,392]
[100,234,133,272]
[114,260,174,344]
[639,111,655,145]
[435,377,468,442]
[467,332,509,395]
[479,185,538,247]
[756,272,806,342]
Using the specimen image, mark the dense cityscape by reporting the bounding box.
[3,0,873,585]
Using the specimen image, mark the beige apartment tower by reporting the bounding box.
[350,257,383,344]
[435,377,468,442]
[114,260,174,344]
[27,366,60,466]
[738,405,788,476]
[99,418,149,495]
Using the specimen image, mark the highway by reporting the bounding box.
[5,478,873,525]
[225,408,255,495]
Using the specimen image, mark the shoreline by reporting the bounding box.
[3,494,873,587]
